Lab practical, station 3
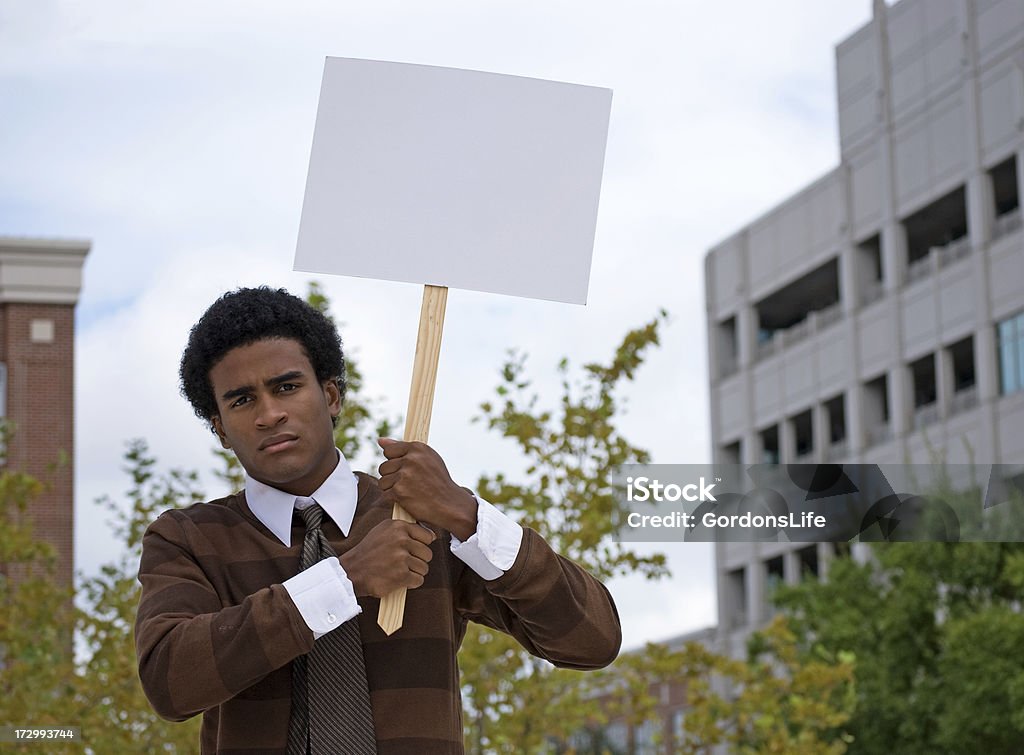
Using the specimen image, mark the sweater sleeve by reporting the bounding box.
[134,510,314,722]
[454,527,622,670]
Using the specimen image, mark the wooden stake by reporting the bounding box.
[377,284,448,635]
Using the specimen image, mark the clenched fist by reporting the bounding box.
[377,438,477,541]
[339,519,435,598]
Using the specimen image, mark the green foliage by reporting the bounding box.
[776,509,1024,754]
[457,311,852,752]
[0,435,202,753]
[0,452,78,753]
[473,311,670,583]
[535,617,854,755]
[667,617,854,754]
[76,440,204,753]
[211,445,244,493]
[460,312,671,753]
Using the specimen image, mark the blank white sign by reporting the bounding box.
[294,58,612,305]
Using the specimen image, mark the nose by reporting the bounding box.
[255,395,287,429]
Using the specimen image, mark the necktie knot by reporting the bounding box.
[297,500,324,532]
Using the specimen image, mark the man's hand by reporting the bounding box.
[339,520,435,598]
[377,438,477,541]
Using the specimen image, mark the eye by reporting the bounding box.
[230,395,252,409]
[278,383,299,393]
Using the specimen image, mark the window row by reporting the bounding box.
[715,153,1021,377]
[716,325,1012,463]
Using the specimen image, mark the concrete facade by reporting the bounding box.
[0,237,89,588]
[705,0,1024,656]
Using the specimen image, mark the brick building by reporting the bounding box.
[0,237,90,588]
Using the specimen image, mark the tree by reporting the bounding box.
[775,486,1024,754]
[457,312,856,753]
[0,426,202,753]
[527,616,854,755]
[458,312,671,752]
[75,440,204,753]
[0,433,79,752]
[672,617,855,754]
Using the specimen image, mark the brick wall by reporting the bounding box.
[0,301,76,588]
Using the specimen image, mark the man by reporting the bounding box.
[135,286,621,754]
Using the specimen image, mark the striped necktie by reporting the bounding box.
[286,499,377,755]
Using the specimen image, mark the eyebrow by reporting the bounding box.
[220,370,306,402]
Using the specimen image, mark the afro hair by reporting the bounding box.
[179,286,345,424]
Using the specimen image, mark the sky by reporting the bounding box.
[1,0,874,650]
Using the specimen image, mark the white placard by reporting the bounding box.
[294,58,612,305]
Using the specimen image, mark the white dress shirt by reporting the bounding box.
[246,450,523,638]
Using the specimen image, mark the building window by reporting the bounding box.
[990,155,1021,240]
[998,312,1024,395]
[568,726,623,754]
[902,186,970,283]
[824,393,847,452]
[671,709,686,749]
[856,233,884,306]
[604,721,629,754]
[763,556,785,620]
[725,567,748,629]
[798,545,820,579]
[754,258,841,356]
[29,318,55,343]
[948,336,977,414]
[760,425,779,465]
[790,409,814,461]
[719,440,741,465]
[633,718,660,755]
[833,541,852,559]
[910,353,938,429]
[765,556,785,594]
[717,315,739,378]
[864,374,890,445]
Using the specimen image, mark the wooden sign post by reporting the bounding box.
[378,284,447,634]
[294,57,612,634]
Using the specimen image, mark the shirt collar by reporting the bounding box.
[244,449,359,547]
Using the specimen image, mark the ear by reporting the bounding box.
[323,378,342,420]
[211,416,231,449]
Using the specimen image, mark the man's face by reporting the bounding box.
[209,337,341,496]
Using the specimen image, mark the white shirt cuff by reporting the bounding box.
[450,494,523,581]
[282,556,361,639]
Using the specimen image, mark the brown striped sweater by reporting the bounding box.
[135,472,622,754]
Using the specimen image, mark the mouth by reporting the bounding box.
[259,434,299,453]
